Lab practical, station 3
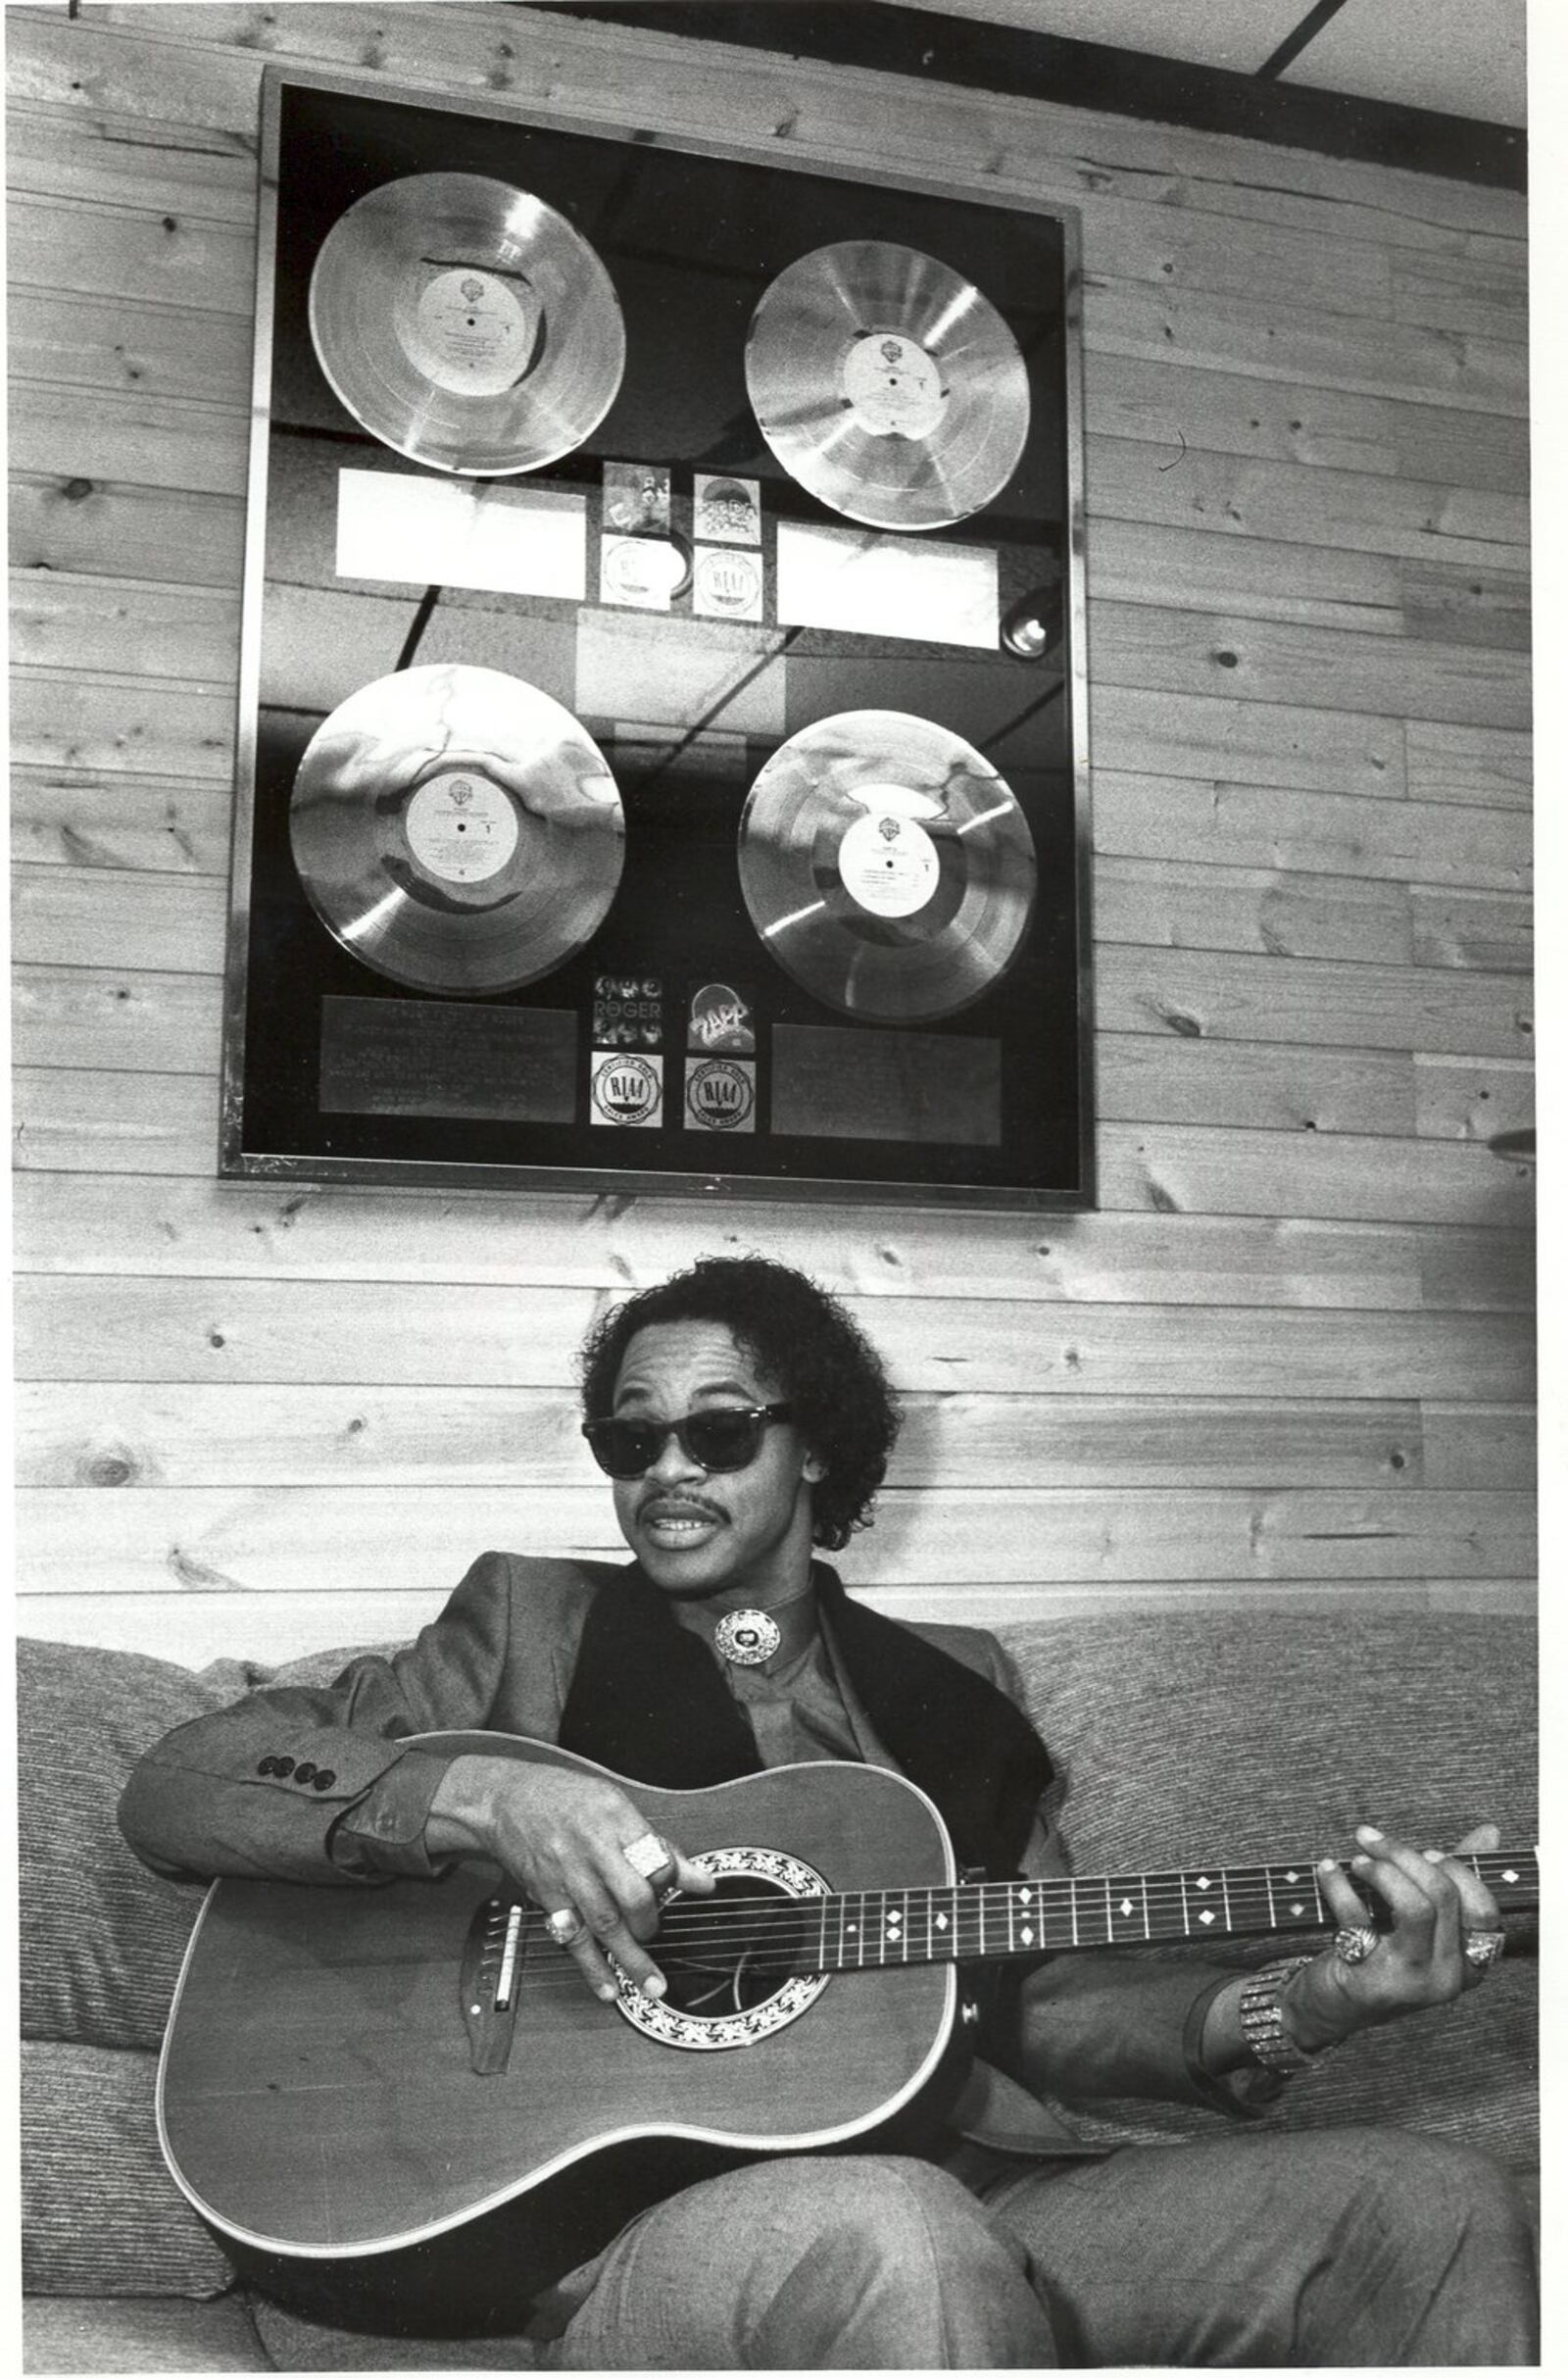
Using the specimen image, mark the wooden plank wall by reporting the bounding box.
[9,1,1535,1665]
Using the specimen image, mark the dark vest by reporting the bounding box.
[557,1561,1052,1881]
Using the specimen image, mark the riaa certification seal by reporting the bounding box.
[685,1058,756,1132]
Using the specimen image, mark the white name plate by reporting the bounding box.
[335,470,588,601]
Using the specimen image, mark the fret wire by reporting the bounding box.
[1219,1867,1233,1933]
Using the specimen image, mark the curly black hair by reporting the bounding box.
[578,1255,900,1552]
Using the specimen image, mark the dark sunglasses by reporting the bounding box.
[582,1402,795,1480]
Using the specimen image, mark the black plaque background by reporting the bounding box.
[224,71,1092,1204]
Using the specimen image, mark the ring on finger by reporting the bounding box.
[1462,1927,1505,1971]
[546,1906,588,1950]
[623,1829,675,1882]
[1334,1923,1380,1965]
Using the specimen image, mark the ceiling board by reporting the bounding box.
[1277,0,1526,128]
[878,0,1304,74]
[874,0,1526,127]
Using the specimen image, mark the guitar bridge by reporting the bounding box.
[461,1893,527,2075]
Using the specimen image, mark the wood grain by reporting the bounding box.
[10,768,233,876]
[1088,438,1528,571]
[10,474,244,587]
[8,380,248,495]
[8,285,253,399]
[13,1275,1534,1399]
[10,1169,1535,1313]
[13,1482,1536,1593]
[1092,773,1530,892]
[1081,354,1530,492]
[9,673,234,777]
[13,1381,1432,1491]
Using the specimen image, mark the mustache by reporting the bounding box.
[636,1493,726,1522]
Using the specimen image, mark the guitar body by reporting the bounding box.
[158,1736,960,2334]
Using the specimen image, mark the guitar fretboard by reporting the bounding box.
[660,1851,1537,1976]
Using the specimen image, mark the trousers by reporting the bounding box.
[541,2130,1538,2368]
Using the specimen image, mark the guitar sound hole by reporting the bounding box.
[658,1876,814,2018]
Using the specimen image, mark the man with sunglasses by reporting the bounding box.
[122,1255,1534,2366]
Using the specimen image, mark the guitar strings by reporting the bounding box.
[523,1853,1526,1934]
[487,1853,1530,1984]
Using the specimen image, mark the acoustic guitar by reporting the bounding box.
[158,1730,1537,2337]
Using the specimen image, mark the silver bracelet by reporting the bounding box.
[1237,1955,1329,2074]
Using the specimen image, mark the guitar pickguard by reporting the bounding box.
[611,1846,832,2052]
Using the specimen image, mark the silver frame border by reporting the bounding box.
[219,62,1095,1213]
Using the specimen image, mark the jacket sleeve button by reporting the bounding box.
[256,1757,275,1776]
[275,1757,296,1778]
[293,1761,317,1785]
[312,1769,336,1791]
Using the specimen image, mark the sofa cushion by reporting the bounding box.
[22,2294,272,2373]
[22,2040,236,2300]
[18,1638,375,2052]
[1001,1611,1539,2159]
[1005,1611,1537,1872]
[19,1641,270,2051]
[251,2299,542,2370]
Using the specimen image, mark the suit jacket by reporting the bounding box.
[120,1552,1252,2144]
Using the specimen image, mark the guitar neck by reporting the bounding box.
[794,1850,1539,1973]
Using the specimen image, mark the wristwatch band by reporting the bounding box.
[1238,1954,1325,2074]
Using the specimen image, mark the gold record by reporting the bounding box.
[738,710,1036,1023]
[745,241,1030,531]
[309,173,625,475]
[289,664,624,996]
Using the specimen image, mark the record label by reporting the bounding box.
[842,334,946,440]
[405,770,519,884]
[838,801,941,919]
[404,268,535,397]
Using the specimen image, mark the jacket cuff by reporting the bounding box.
[329,1751,458,1880]
[1182,1970,1288,2117]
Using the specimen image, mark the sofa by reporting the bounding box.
[20,1610,1538,2372]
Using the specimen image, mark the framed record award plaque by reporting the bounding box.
[220,67,1093,1206]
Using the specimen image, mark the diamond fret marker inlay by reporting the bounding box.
[1284,1870,1300,1884]
[936,1911,950,1930]
[1197,1875,1211,1891]
[1118,1898,1134,1917]
[1290,1903,1305,1917]
[1021,1925,1036,1946]
[1503,1869,1519,1884]
[1200,1908,1215,1925]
